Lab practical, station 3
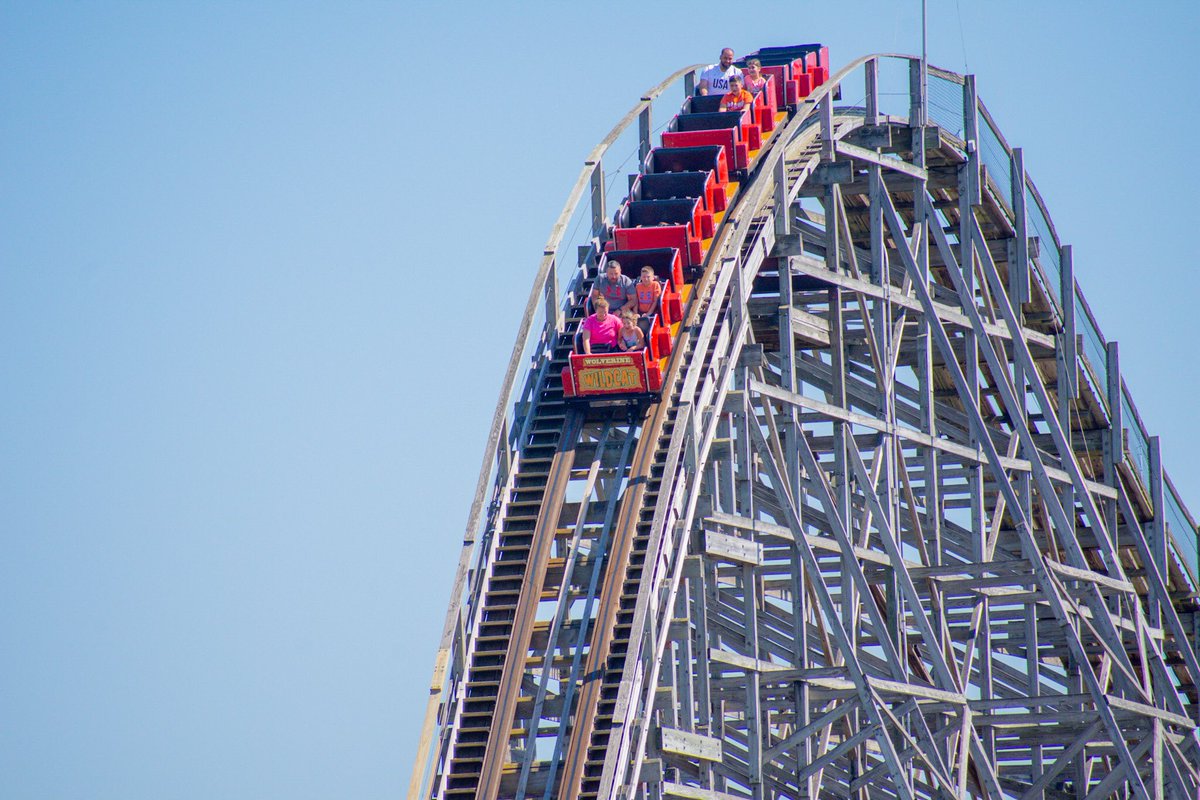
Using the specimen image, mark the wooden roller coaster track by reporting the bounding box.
[411,53,1200,800]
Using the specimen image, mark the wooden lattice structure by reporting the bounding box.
[409,54,1200,800]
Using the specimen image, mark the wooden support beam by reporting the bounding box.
[660,727,724,762]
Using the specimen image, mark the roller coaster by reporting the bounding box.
[408,47,1200,800]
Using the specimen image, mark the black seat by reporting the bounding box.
[634,172,709,202]
[746,43,823,67]
[674,112,743,133]
[619,198,698,228]
[687,95,725,114]
[646,145,724,175]
[601,248,679,283]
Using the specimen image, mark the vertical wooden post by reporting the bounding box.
[1149,437,1165,630]
[589,161,605,240]
[638,103,652,166]
[1105,342,1122,485]
[545,253,561,333]
[819,93,834,162]
[774,153,790,238]
[865,57,878,126]
[1060,246,1078,401]
[1010,148,1029,313]
[908,58,923,127]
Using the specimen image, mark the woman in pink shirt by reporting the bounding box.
[581,296,624,353]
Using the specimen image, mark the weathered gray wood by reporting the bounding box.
[422,56,1200,800]
[749,378,1117,499]
[704,530,763,566]
[707,648,793,675]
[662,782,750,800]
[836,139,928,180]
[660,727,724,762]
[789,307,831,347]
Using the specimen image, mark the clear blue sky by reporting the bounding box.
[2,2,1197,798]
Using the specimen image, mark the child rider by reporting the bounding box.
[617,310,646,352]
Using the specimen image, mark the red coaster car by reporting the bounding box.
[561,349,664,399]
[612,197,706,267]
[683,90,774,141]
[563,306,673,399]
[564,250,684,400]
[745,44,829,106]
[753,75,779,132]
[599,247,684,294]
[628,171,723,231]
[662,110,755,171]
[645,145,730,194]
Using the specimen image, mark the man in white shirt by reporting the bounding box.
[697,48,743,96]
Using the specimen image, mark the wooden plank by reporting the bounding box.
[869,676,967,705]
[662,782,748,800]
[708,648,794,675]
[835,139,928,180]
[749,378,1118,501]
[806,676,857,692]
[1044,557,1136,595]
[1106,696,1195,729]
[790,307,830,347]
[704,529,763,566]
[707,511,791,541]
[782,247,1056,350]
[972,711,1099,728]
[811,161,854,186]
[659,727,724,762]
[705,511,894,567]
[909,560,1032,579]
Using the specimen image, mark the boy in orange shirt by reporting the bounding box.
[635,265,663,340]
[719,74,754,114]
